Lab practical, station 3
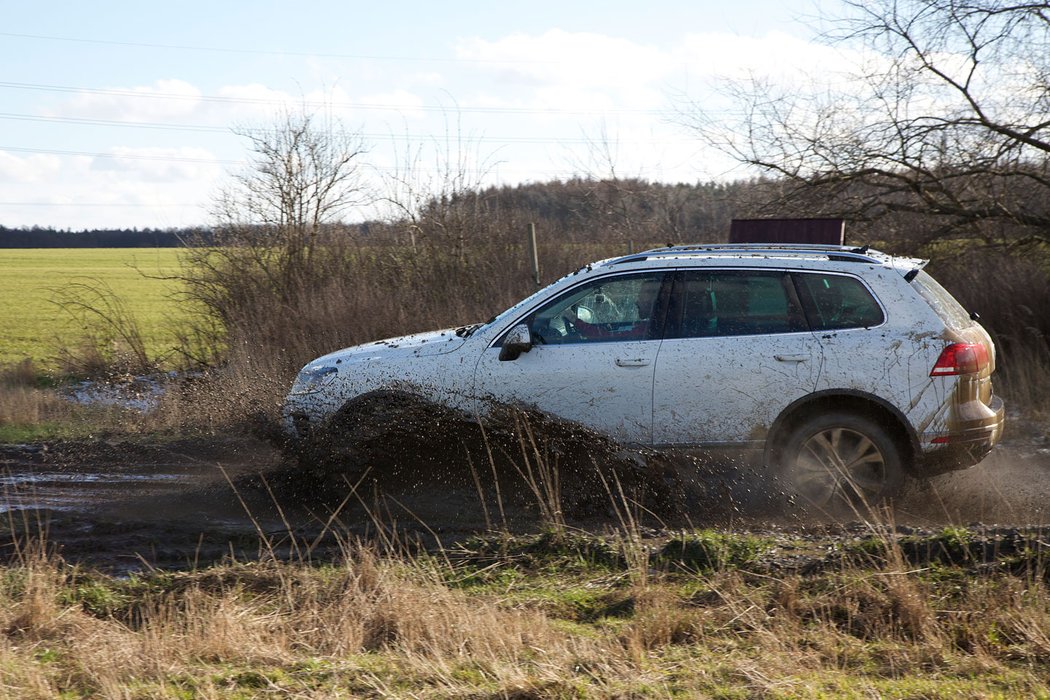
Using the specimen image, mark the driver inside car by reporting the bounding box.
[555,278,661,342]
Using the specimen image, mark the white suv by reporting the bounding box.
[282,244,1005,506]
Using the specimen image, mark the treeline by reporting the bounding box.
[0,226,212,248]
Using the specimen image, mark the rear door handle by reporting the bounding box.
[615,358,651,367]
[774,354,809,363]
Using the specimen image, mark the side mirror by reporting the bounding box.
[498,324,533,361]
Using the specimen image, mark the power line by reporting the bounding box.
[0,30,559,65]
[0,201,195,207]
[0,145,241,165]
[0,112,228,133]
[0,80,660,116]
[0,111,688,146]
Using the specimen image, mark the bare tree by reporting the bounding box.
[379,108,500,261]
[209,109,369,280]
[684,0,1050,249]
[181,110,371,365]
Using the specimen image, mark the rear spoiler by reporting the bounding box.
[903,258,930,282]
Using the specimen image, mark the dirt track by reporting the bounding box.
[0,416,1047,574]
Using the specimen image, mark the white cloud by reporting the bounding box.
[0,151,64,183]
[91,146,225,183]
[357,89,427,119]
[0,148,222,229]
[453,28,860,114]
[45,79,203,121]
[676,31,851,82]
[410,71,446,87]
[457,29,675,91]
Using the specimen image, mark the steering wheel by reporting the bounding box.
[562,314,583,340]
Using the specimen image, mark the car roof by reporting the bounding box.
[598,243,927,276]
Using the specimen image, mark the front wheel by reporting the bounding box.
[779,412,905,510]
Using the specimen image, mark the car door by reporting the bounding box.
[473,271,671,445]
[651,269,823,447]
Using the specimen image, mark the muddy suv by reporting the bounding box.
[283,244,1005,507]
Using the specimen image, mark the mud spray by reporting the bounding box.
[268,392,1050,529]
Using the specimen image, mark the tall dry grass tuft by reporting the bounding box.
[505,412,565,535]
[0,385,71,428]
[0,543,67,642]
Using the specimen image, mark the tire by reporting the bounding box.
[779,412,905,510]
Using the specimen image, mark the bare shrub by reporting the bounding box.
[50,278,156,377]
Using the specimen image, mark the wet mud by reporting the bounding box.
[0,396,1047,574]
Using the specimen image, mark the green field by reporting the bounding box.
[0,248,193,369]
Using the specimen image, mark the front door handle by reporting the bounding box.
[774,354,809,363]
[615,358,651,367]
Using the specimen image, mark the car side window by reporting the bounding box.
[527,273,666,344]
[794,272,885,330]
[666,270,806,338]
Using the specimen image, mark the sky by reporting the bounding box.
[0,0,841,230]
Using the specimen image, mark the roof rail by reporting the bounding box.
[610,243,884,266]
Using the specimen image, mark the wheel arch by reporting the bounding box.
[765,390,920,475]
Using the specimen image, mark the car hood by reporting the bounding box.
[306,328,470,368]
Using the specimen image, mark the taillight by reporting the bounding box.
[930,343,989,376]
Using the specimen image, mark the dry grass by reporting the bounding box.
[0,523,1044,698]
[996,342,1050,425]
[0,359,143,441]
[0,384,72,427]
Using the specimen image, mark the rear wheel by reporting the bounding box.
[780,412,905,510]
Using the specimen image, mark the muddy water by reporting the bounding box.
[0,409,1047,574]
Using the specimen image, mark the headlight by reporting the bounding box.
[290,365,338,395]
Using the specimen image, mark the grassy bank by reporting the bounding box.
[0,527,1046,698]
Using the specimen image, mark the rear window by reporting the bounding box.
[794,272,885,330]
[911,270,972,331]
